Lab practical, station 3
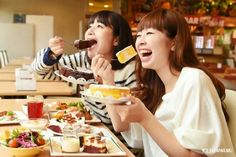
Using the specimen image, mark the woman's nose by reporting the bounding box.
[136,37,146,46]
[88,30,94,35]
[86,28,94,36]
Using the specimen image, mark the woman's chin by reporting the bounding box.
[87,52,94,59]
[141,62,151,69]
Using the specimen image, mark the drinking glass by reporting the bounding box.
[27,101,43,118]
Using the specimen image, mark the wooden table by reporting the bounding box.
[8,57,33,66]
[0,73,60,82]
[0,82,73,96]
[0,99,135,157]
[0,66,19,73]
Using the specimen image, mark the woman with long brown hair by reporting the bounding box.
[106,8,234,157]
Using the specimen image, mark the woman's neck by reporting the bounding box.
[157,67,180,93]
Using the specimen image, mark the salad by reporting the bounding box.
[0,111,17,122]
[55,101,85,111]
[0,129,46,148]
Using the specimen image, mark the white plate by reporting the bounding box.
[55,70,96,85]
[48,111,101,124]
[49,129,126,156]
[0,111,27,125]
[47,123,102,136]
[80,91,129,104]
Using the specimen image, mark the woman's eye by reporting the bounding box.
[136,33,141,38]
[97,24,104,28]
[146,32,153,35]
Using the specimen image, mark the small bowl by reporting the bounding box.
[1,142,48,157]
[20,118,48,130]
[22,104,49,115]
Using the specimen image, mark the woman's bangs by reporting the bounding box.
[88,13,111,27]
[137,12,164,32]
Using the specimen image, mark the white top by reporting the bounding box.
[121,67,235,157]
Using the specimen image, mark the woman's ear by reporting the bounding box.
[113,36,119,46]
[170,39,176,51]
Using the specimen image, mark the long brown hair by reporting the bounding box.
[135,8,228,121]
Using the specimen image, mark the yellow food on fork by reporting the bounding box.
[116,45,137,64]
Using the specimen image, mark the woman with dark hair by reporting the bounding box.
[32,10,143,156]
[106,8,234,157]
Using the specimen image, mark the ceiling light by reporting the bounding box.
[104,4,109,8]
[89,3,94,6]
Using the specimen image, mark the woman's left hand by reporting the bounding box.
[115,96,149,124]
[91,55,114,85]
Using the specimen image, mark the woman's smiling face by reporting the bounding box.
[135,28,173,71]
[85,19,117,60]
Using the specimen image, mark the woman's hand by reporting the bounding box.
[115,96,150,125]
[48,36,65,56]
[91,54,114,85]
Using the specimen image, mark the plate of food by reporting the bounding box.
[47,123,103,136]
[0,111,27,125]
[48,101,101,124]
[49,128,126,156]
[55,66,96,85]
[80,84,130,104]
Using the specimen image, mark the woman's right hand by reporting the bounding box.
[48,36,65,56]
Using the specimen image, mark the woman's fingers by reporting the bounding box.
[91,55,111,77]
[48,36,65,55]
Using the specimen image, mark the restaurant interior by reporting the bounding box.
[0,0,236,156]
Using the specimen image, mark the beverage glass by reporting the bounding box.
[27,101,43,118]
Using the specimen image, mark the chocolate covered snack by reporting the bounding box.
[59,66,94,81]
[74,39,96,49]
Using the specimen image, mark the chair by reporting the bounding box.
[0,50,9,68]
[225,89,236,152]
[218,77,236,91]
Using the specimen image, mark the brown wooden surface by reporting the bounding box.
[8,58,33,66]
[0,72,60,82]
[0,66,19,73]
[0,98,135,157]
[0,81,73,96]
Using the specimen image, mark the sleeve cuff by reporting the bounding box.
[121,123,143,148]
[43,48,62,66]
[174,127,217,152]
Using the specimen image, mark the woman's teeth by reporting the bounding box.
[140,51,152,57]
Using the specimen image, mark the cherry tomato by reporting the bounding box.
[8,139,19,148]
[36,137,45,146]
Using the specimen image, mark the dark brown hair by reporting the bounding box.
[88,10,135,70]
[135,8,228,121]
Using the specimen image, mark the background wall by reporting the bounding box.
[0,0,90,55]
[0,23,34,59]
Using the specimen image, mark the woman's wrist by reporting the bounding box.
[140,109,153,128]
[49,51,58,60]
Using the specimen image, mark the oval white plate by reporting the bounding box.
[55,70,96,85]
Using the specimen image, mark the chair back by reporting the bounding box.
[225,89,236,151]
[0,50,9,68]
